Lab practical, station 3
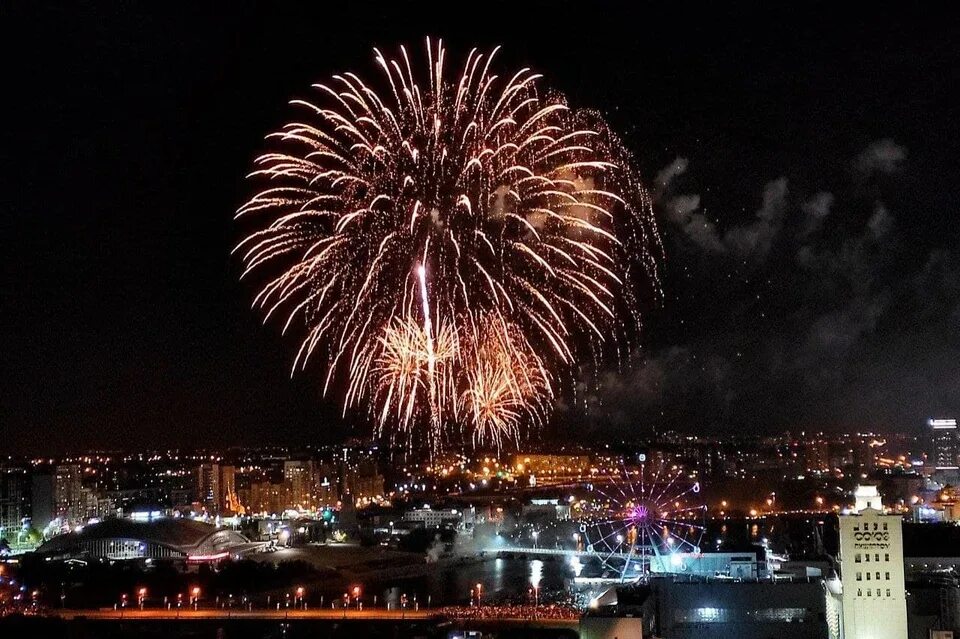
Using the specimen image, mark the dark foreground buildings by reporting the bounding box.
[581,576,838,639]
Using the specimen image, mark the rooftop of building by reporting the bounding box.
[35,518,248,555]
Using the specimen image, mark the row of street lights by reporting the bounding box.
[113,582,528,614]
[118,586,202,617]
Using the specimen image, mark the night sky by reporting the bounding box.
[3,4,958,454]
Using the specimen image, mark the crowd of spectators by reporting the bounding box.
[438,604,579,620]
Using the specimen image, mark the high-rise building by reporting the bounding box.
[313,463,338,507]
[342,459,384,502]
[196,463,220,512]
[839,489,907,639]
[803,437,830,474]
[54,464,84,524]
[196,463,238,514]
[0,467,29,542]
[929,418,959,470]
[283,460,315,510]
[248,479,285,515]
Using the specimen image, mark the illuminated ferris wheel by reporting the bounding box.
[577,457,707,581]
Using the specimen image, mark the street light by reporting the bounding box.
[532,530,539,549]
[295,586,304,608]
[352,586,361,609]
[475,583,482,607]
[191,586,200,610]
[138,587,147,610]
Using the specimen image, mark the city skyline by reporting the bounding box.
[3,5,959,456]
[5,408,960,638]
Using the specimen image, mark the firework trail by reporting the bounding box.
[235,38,660,450]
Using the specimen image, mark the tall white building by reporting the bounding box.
[853,485,883,513]
[930,418,959,471]
[839,493,907,639]
[54,464,84,524]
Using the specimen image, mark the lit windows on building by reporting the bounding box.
[929,418,959,470]
[838,495,907,639]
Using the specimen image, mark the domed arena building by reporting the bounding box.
[35,518,258,564]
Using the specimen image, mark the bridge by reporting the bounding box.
[36,607,579,632]
[481,546,641,560]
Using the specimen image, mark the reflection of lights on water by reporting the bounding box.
[569,556,584,577]
[493,557,505,592]
[530,559,543,588]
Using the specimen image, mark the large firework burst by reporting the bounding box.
[235,38,660,449]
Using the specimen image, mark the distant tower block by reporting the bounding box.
[930,418,959,470]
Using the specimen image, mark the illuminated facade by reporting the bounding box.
[283,460,314,508]
[511,453,591,476]
[220,464,236,511]
[0,468,28,541]
[196,463,237,514]
[54,464,84,524]
[402,505,461,529]
[930,418,959,471]
[35,518,251,564]
[839,506,907,639]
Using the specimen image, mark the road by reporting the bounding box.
[56,608,432,620]
[49,607,578,629]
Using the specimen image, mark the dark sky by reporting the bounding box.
[2,3,958,454]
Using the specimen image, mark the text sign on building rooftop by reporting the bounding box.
[929,418,958,429]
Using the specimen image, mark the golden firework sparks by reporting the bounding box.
[235,38,660,450]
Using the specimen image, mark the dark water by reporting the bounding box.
[364,513,834,606]
[370,556,576,606]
